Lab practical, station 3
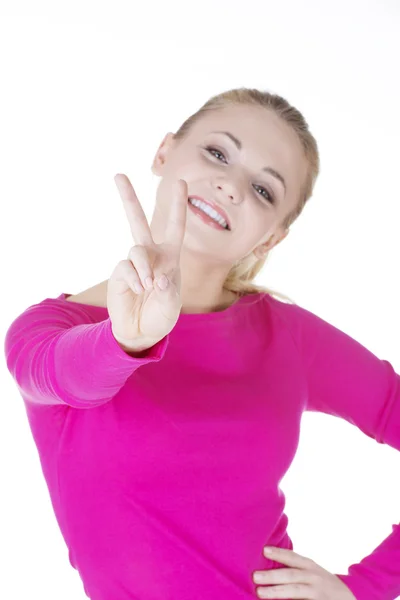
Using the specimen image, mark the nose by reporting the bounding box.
[215,183,240,205]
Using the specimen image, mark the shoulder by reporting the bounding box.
[65,280,108,308]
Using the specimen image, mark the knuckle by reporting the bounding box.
[114,259,130,276]
[128,245,151,268]
[127,244,141,260]
[117,260,136,280]
[126,246,153,287]
[122,259,135,272]
[127,244,149,262]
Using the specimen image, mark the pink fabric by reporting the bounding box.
[4,291,400,600]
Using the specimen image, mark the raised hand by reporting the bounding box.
[107,173,188,353]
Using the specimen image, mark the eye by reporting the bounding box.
[205,146,226,162]
[204,145,276,206]
[205,146,227,163]
[253,184,275,204]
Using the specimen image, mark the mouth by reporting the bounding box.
[188,196,231,231]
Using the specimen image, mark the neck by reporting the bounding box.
[180,287,238,314]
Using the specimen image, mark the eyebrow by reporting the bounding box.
[210,130,287,194]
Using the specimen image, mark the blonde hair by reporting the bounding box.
[172,87,320,305]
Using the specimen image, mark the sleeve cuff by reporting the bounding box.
[105,317,170,363]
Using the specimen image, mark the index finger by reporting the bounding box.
[114,173,154,247]
[163,178,189,253]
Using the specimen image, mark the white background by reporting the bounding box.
[1,0,400,598]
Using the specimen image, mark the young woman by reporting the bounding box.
[5,87,400,600]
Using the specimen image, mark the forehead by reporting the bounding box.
[189,104,307,191]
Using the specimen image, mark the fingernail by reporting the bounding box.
[157,275,169,290]
[145,277,153,290]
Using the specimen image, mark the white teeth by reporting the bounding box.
[189,198,229,229]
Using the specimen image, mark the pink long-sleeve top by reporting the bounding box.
[4,291,400,600]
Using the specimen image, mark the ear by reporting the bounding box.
[253,228,289,259]
[151,132,176,176]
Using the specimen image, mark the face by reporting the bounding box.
[150,104,308,268]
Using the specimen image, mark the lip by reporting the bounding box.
[188,196,231,230]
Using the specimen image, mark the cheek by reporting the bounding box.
[244,207,272,235]
[174,151,215,180]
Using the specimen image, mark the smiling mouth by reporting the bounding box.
[187,198,231,230]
